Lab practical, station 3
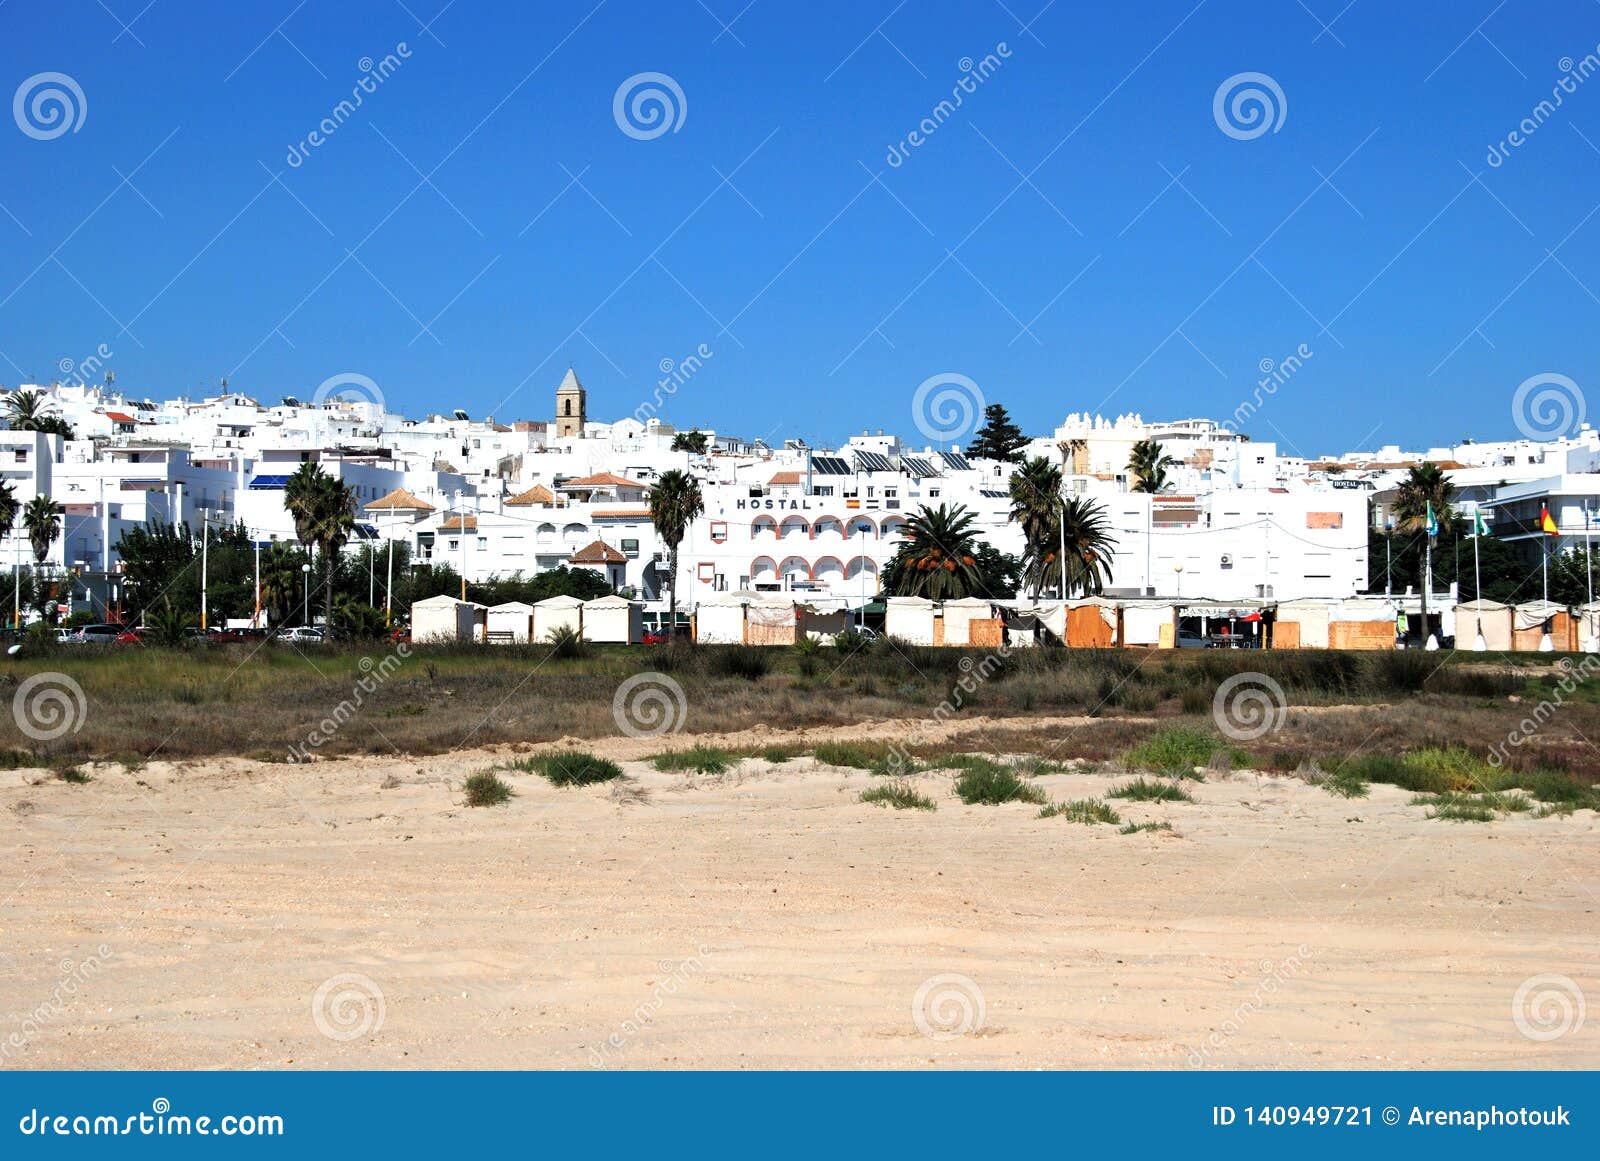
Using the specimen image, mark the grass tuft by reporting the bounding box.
[464,770,514,807]
[953,764,1047,806]
[1037,797,1121,825]
[859,779,936,811]
[1119,820,1174,835]
[514,751,623,787]
[652,746,733,775]
[1108,777,1194,803]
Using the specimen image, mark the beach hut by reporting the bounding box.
[583,595,643,643]
[1329,598,1403,650]
[694,591,750,644]
[1064,597,1121,647]
[942,597,998,647]
[1454,599,1512,652]
[885,596,936,645]
[411,594,480,643]
[746,596,798,646]
[1119,599,1169,648]
[796,599,853,644]
[1273,599,1329,649]
[1512,600,1575,652]
[486,601,535,644]
[1579,601,1600,653]
[534,594,585,642]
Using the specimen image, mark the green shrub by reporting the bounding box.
[652,746,732,775]
[711,646,772,681]
[1486,767,1599,808]
[1123,725,1221,775]
[1413,792,1496,822]
[1323,767,1369,799]
[833,629,871,654]
[953,765,1047,806]
[1108,777,1194,803]
[53,763,91,785]
[464,770,514,806]
[520,751,623,786]
[860,780,936,811]
[814,741,906,771]
[760,744,803,764]
[1038,798,1121,824]
[545,625,586,659]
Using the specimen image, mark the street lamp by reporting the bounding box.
[301,562,312,627]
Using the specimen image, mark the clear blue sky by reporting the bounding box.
[3,0,1598,456]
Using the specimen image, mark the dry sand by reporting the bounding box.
[2,717,1596,1070]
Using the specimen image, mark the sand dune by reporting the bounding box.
[2,729,1595,1069]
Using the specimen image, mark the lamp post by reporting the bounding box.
[301,561,311,627]
[199,507,210,631]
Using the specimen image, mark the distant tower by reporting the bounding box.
[554,367,587,438]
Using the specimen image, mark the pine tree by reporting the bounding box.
[966,404,1028,463]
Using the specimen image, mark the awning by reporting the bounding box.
[248,474,292,489]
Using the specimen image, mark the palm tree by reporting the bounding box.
[283,462,357,628]
[646,469,703,639]
[22,495,60,565]
[1058,438,1087,475]
[4,389,47,430]
[888,503,985,600]
[0,481,17,628]
[1128,438,1175,494]
[1055,496,1117,597]
[1009,456,1062,600]
[1392,463,1458,643]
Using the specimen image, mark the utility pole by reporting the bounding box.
[200,508,210,631]
[253,538,261,628]
[385,509,395,627]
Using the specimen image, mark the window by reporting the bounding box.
[709,521,727,544]
[813,486,834,497]
[447,539,459,552]
[477,537,488,550]
[929,488,940,498]
[621,538,640,556]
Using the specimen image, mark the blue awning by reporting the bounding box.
[249,474,292,489]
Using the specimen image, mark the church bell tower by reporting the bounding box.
[554,367,587,438]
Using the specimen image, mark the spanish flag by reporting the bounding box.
[1541,505,1559,535]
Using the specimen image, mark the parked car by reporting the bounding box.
[278,627,325,644]
[77,624,124,645]
[113,627,148,645]
[641,630,668,645]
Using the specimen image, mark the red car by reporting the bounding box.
[113,627,148,645]
[641,630,668,645]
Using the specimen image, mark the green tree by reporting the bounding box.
[1127,438,1175,494]
[22,495,60,565]
[1008,456,1062,600]
[1055,496,1117,597]
[966,404,1029,463]
[883,503,985,600]
[1391,464,1459,637]
[283,462,358,628]
[670,430,710,454]
[3,389,75,439]
[646,469,704,638]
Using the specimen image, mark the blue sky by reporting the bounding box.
[3,0,1599,456]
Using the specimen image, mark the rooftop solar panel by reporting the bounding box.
[854,451,894,473]
[940,451,972,471]
[902,456,938,478]
[810,455,851,475]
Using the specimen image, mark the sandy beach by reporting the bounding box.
[2,720,1595,1070]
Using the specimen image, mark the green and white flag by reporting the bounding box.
[1474,510,1489,537]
